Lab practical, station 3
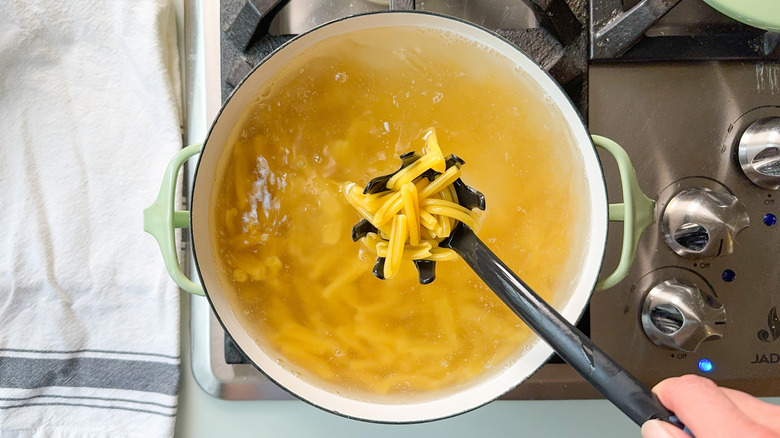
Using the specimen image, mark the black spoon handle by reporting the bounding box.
[443,224,688,431]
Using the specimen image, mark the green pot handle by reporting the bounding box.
[592,135,655,291]
[144,138,649,295]
[143,143,205,296]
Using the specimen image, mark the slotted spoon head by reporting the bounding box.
[350,152,485,284]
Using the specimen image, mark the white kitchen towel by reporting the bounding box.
[0,0,182,437]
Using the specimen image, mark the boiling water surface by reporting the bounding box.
[211,25,589,401]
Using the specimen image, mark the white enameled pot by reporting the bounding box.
[144,11,653,423]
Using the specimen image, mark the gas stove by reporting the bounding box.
[186,0,780,401]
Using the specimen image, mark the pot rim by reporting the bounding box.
[190,10,608,423]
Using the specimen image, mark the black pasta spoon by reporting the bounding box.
[441,221,688,432]
[352,152,690,434]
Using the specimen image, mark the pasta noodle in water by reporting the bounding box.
[210,25,587,400]
[344,128,481,279]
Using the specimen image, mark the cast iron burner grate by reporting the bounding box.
[590,0,780,60]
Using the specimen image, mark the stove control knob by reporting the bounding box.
[738,117,780,190]
[641,279,726,352]
[661,187,749,258]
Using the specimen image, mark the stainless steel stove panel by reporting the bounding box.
[590,61,780,394]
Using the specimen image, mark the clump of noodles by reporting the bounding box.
[343,128,482,279]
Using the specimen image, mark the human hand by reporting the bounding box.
[641,375,780,438]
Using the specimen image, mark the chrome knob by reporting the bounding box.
[661,187,749,258]
[641,279,726,352]
[738,117,780,190]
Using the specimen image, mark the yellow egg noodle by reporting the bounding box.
[343,128,482,279]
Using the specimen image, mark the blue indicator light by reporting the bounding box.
[722,269,736,282]
[764,214,777,226]
[698,359,714,373]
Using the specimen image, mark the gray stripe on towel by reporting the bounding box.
[0,401,176,417]
[0,356,179,396]
[0,393,178,409]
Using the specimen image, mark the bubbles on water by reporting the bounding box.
[513,64,530,79]
[275,359,284,366]
[334,348,344,357]
[334,72,348,83]
[432,92,444,104]
[313,154,323,164]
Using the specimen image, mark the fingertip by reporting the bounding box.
[651,375,683,401]
[651,376,674,394]
[652,374,715,401]
[641,419,688,438]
